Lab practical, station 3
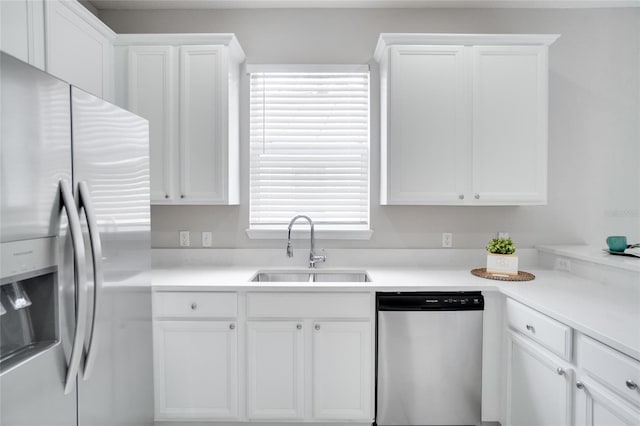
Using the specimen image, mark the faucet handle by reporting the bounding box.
[311,248,326,266]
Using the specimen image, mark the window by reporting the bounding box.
[248,65,370,236]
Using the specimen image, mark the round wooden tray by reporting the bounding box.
[470,268,535,281]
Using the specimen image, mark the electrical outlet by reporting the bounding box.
[498,231,510,240]
[442,233,453,248]
[556,257,571,272]
[202,231,213,247]
[179,231,190,247]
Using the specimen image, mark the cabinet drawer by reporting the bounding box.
[247,292,371,319]
[577,334,640,406]
[506,298,572,360]
[154,291,237,318]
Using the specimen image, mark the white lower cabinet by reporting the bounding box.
[504,299,640,426]
[154,320,238,421]
[246,321,305,420]
[153,291,373,423]
[154,316,238,420]
[506,331,574,426]
[245,292,374,422]
[312,321,372,420]
[575,377,640,426]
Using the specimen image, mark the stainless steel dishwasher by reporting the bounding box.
[376,292,484,426]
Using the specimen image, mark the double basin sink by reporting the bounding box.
[250,270,370,283]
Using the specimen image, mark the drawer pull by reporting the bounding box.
[190,303,197,310]
[626,379,638,390]
[556,367,565,376]
[576,381,584,390]
[314,324,321,331]
[525,324,535,332]
[296,324,302,330]
[229,323,235,330]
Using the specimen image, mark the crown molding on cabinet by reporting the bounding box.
[374,33,561,61]
[115,33,246,63]
[57,0,117,41]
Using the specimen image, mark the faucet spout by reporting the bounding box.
[286,215,326,268]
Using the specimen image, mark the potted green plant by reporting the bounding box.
[486,237,518,275]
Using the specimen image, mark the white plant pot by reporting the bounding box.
[486,253,519,276]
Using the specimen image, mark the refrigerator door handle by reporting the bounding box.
[60,179,89,395]
[77,181,103,381]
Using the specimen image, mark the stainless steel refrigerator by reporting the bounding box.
[0,52,153,426]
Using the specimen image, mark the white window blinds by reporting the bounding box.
[249,68,370,230]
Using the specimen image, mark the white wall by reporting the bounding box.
[99,7,640,249]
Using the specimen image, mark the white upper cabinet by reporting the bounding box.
[381,45,468,204]
[45,0,115,100]
[1,0,45,69]
[472,45,548,204]
[375,33,559,206]
[115,34,245,205]
[127,46,176,202]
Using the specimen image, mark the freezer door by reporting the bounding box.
[0,52,71,242]
[0,53,79,426]
[70,87,153,426]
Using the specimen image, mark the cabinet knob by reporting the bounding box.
[525,324,535,332]
[314,324,321,331]
[296,324,302,330]
[190,302,197,310]
[576,381,584,390]
[626,379,638,390]
[474,194,480,199]
[229,323,235,330]
[180,194,185,199]
[556,367,565,376]
[164,194,169,199]
[458,194,464,200]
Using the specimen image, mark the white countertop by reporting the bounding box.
[152,263,640,361]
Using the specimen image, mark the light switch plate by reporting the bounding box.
[179,231,190,247]
[202,232,213,247]
[498,232,510,240]
[442,233,453,248]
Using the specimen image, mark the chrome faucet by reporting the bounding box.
[286,215,326,268]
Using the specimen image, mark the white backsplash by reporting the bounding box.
[152,248,540,269]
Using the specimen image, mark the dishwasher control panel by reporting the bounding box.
[376,291,484,311]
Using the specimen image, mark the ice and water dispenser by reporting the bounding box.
[0,238,59,373]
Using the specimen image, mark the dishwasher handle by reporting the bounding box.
[376,292,484,311]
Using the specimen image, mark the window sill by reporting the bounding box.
[245,228,373,240]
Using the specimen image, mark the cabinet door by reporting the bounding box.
[246,321,305,419]
[154,321,238,420]
[384,45,468,204]
[1,0,45,69]
[128,45,176,202]
[312,321,372,420]
[45,0,113,99]
[179,45,229,203]
[472,45,548,205]
[575,378,640,426]
[506,332,573,426]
